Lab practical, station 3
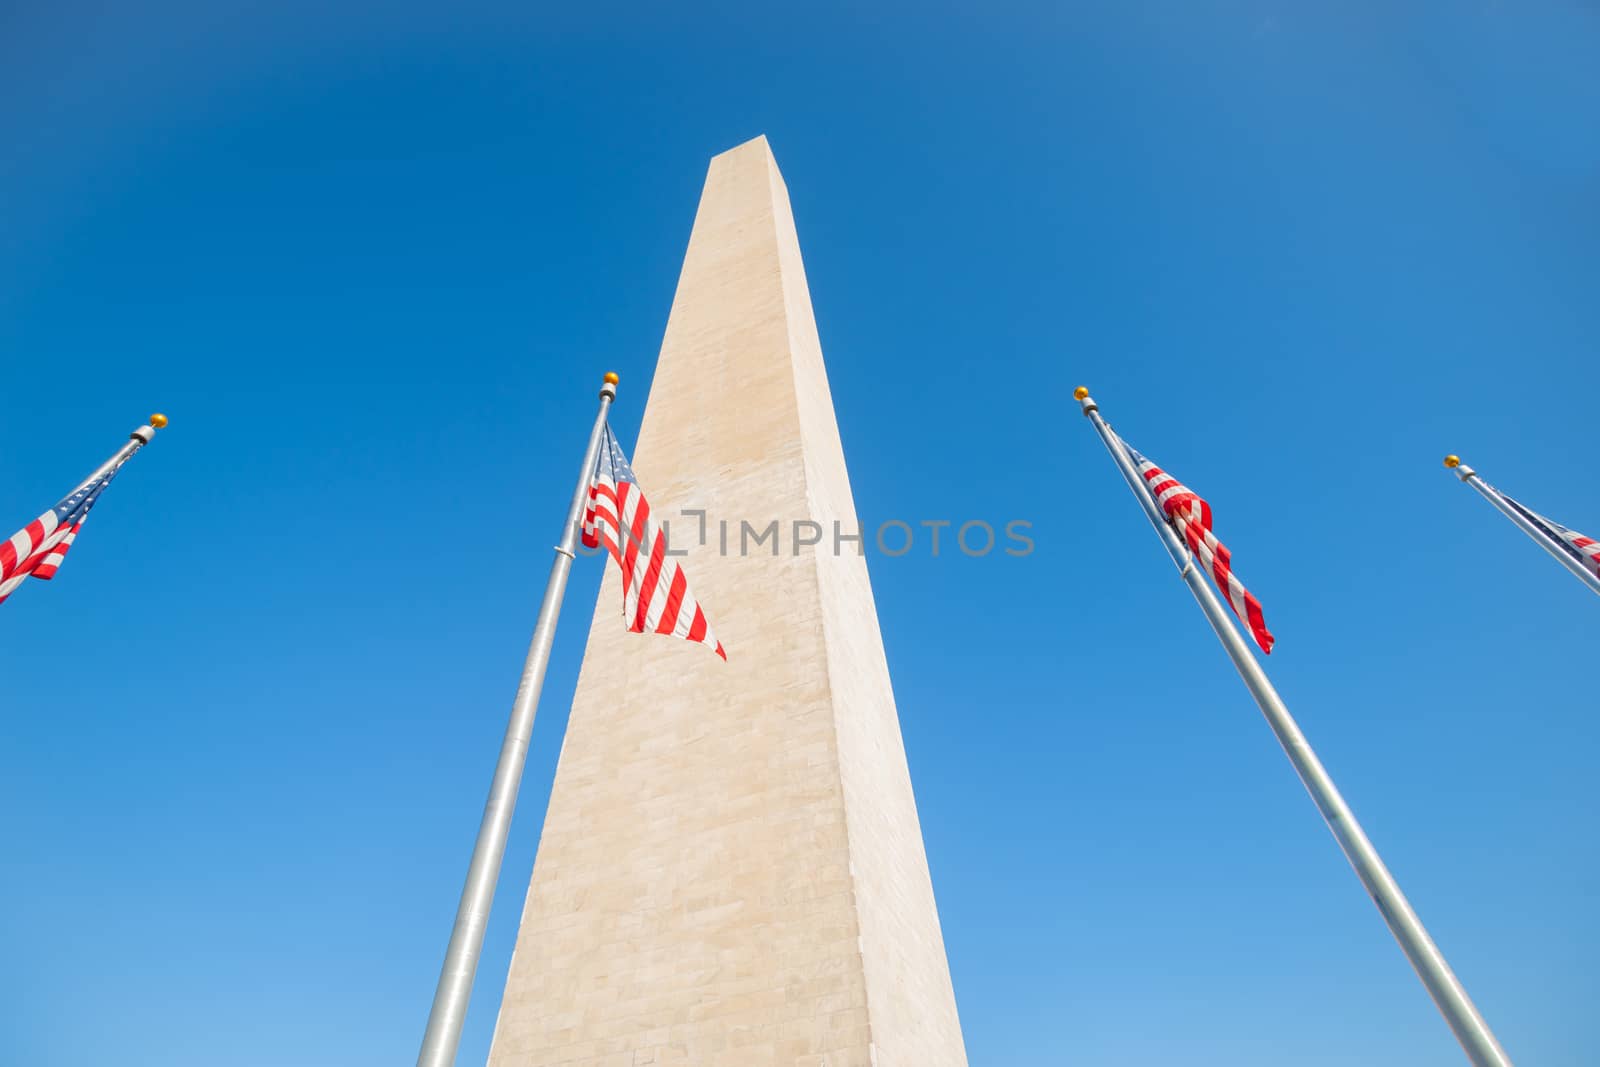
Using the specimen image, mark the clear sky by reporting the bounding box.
[2,3,1596,1065]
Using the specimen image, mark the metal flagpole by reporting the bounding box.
[1076,388,1513,1067]
[82,414,167,487]
[416,372,619,1067]
[1444,455,1600,597]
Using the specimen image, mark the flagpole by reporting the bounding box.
[81,414,167,487]
[416,372,619,1067]
[1444,456,1600,597]
[1077,388,1512,1067]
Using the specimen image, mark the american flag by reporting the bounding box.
[1475,477,1600,581]
[1,462,130,606]
[1119,434,1276,654]
[582,423,725,660]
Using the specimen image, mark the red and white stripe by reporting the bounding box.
[1558,528,1600,578]
[0,512,80,604]
[29,520,86,580]
[1130,446,1276,655]
[2,511,66,579]
[2,442,136,606]
[583,462,725,661]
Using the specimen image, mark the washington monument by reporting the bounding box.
[486,136,967,1066]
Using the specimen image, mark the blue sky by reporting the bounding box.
[2,3,1596,1064]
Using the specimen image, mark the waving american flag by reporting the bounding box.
[1119,434,1276,654]
[1,430,150,606]
[582,423,725,660]
[1468,472,1600,581]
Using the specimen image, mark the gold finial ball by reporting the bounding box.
[603,372,620,385]
[149,413,169,429]
[1443,455,1460,468]
[1073,386,1090,401]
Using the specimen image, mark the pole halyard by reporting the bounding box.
[416,373,619,1067]
[1078,388,1512,1067]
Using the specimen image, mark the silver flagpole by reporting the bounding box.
[1444,455,1600,597]
[1077,388,1512,1067]
[80,414,167,488]
[416,372,619,1067]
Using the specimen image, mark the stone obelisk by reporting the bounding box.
[487,136,966,1066]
